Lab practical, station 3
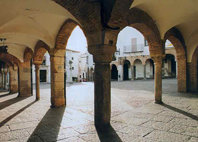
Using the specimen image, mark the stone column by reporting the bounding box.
[118,65,123,81]
[152,56,163,104]
[50,49,66,107]
[144,64,146,80]
[89,45,116,127]
[18,61,32,97]
[4,69,8,90]
[9,66,18,93]
[131,65,135,80]
[35,64,40,100]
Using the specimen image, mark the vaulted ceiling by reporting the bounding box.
[0,0,77,61]
[0,0,197,63]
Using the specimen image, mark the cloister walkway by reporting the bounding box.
[0,79,197,142]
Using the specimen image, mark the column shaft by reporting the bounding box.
[177,55,187,92]
[154,57,163,104]
[94,63,111,126]
[187,61,197,92]
[131,65,135,80]
[9,66,18,94]
[18,61,32,97]
[89,45,115,127]
[50,49,66,107]
[144,64,146,80]
[35,64,40,100]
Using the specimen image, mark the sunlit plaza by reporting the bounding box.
[0,79,198,142]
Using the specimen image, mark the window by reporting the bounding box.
[144,39,148,46]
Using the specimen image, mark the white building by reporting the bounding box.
[78,52,94,82]
[66,49,80,82]
[32,49,81,84]
[111,26,176,81]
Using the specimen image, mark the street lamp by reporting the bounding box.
[0,38,8,53]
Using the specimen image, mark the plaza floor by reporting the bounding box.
[0,79,198,142]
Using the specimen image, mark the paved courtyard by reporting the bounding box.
[0,79,198,142]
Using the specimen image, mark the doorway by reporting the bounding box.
[40,70,47,82]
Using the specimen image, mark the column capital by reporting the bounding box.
[151,55,165,63]
[35,64,40,70]
[33,61,42,66]
[88,44,116,63]
[50,49,66,57]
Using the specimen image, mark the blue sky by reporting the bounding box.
[66,26,88,53]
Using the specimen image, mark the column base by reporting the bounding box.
[51,97,66,108]
[155,100,163,104]
[50,104,66,108]
[95,121,110,129]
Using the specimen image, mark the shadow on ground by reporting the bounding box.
[161,103,198,121]
[0,92,14,98]
[96,125,122,142]
[28,107,65,142]
[0,96,29,110]
[0,101,37,127]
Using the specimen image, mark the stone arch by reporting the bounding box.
[132,57,144,66]
[125,8,163,56]
[164,27,187,92]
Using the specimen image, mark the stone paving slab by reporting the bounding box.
[0,79,198,142]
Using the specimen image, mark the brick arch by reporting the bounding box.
[33,40,50,64]
[24,47,34,62]
[125,8,163,56]
[55,19,87,49]
[164,27,186,57]
[164,27,187,92]
[0,53,21,67]
[0,58,13,67]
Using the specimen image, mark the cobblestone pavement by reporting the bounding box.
[0,79,198,142]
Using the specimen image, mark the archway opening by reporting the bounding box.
[134,59,143,79]
[0,61,8,91]
[32,42,51,101]
[164,54,176,78]
[123,60,131,80]
[111,64,118,80]
[145,59,154,79]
